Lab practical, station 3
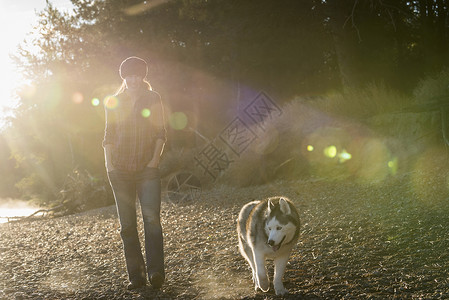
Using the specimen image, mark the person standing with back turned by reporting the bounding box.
[103,56,167,290]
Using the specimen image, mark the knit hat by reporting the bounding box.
[119,56,148,79]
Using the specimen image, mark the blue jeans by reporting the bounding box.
[107,167,164,283]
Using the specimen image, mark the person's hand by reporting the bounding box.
[147,158,160,168]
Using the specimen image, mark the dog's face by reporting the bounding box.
[265,198,297,252]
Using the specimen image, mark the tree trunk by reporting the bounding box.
[325,0,363,90]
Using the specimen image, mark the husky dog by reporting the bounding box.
[237,196,300,295]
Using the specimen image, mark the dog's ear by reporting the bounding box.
[267,199,275,213]
[279,197,291,215]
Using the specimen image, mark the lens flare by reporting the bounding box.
[169,112,188,130]
[91,98,100,107]
[141,108,151,118]
[388,157,398,175]
[324,145,337,158]
[104,96,118,109]
[72,92,84,104]
[339,149,352,163]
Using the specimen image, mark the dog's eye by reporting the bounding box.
[277,226,282,230]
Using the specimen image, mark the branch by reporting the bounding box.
[344,0,362,42]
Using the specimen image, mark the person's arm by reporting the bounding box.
[147,93,167,168]
[104,144,115,172]
[103,104,116,172]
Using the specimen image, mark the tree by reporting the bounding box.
[4,0,449,202]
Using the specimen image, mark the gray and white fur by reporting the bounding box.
[237,196,300,295]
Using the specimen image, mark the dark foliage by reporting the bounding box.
[2,0,449,203]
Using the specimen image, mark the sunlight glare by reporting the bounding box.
[0,0,75,127]
[0,5,26,125]
[19,83,37,99]
[0,199,42,223]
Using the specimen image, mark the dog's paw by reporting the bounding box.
[256,276,270,292]
[274,284,288,296]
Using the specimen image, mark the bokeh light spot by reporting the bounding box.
[339,149,352,163]
[91,98,100,107]
[72,92,84,104]
[324,145,337,158]
[388,157,398,175]
[307,145,314,152]
[141,108,151,118]
[104,96,118,109]
[169,112,188,130]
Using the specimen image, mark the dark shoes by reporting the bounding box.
[127,279,146,290]
[150,272,164,289]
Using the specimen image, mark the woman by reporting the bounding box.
[103,56,167,290]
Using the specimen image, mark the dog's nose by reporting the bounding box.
[267,240,274,246]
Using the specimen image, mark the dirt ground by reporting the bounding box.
[1,159,449,299]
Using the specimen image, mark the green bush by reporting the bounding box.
[366,70,449,146]
[215,84,423,186]
[315,83,411,120]
[168,81,447,188]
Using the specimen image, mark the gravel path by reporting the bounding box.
[1,162,449,299]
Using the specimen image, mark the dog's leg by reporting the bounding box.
[253,252,269,292]
[273,255,289,295]
[239,238,257,285]
[245,245,257,285]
